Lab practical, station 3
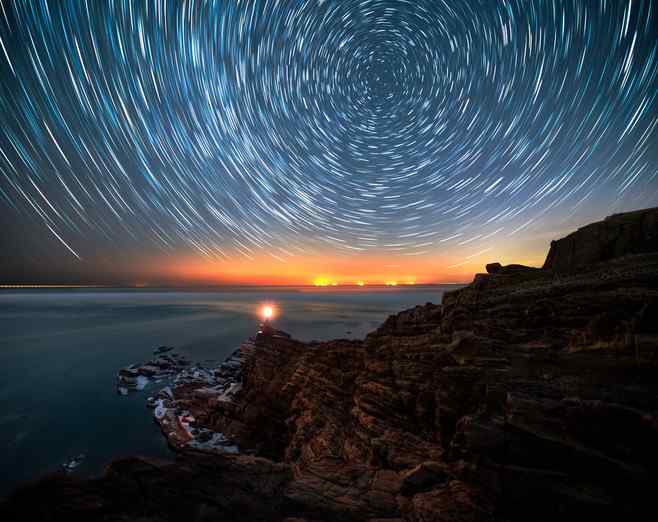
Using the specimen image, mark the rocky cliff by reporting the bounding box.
[2,208,658,522]
[543,206,658,272]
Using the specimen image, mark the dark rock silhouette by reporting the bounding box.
[543,206,658,272]
[2,208,658,521]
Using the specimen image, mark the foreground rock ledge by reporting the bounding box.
[2,207,658,522]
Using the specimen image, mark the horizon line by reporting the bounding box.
[0,282,468,290]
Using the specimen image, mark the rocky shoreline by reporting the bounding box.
[115,331,276,453]
[148,341,253,453]
[2,207,658,521]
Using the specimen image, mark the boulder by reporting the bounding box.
[485,262,502,274]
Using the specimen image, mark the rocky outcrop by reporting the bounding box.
[439,253,658,520]
[2,208,658,521]
[543,207,658,272]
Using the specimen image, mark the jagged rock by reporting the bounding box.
[116,349,191,395]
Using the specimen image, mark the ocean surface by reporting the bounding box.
[0,285,458,497]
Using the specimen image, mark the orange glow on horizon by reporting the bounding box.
[143,248,546,287]
[2,241,550,287]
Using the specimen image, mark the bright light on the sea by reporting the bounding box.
[262,305,275,320]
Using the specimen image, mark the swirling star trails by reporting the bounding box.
[0,0,656,270]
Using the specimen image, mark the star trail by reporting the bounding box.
[0,0,657,285]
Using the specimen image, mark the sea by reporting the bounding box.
[0,285,459,497]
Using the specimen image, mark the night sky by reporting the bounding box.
[1,0,657,285]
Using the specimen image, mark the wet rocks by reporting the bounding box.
[61,454,85,473]
[144,340,257,453]
[116,350,190,394]
[115,344,248,454]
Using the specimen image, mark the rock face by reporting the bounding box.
[543,206,658,272]
[2,208,658,521]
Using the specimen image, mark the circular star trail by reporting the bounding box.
[0,0,657,271]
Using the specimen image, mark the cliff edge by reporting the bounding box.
[543,206,658,272]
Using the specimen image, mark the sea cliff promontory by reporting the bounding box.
[3,208,658,521]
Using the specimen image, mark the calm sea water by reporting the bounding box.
[0,286,457,497]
